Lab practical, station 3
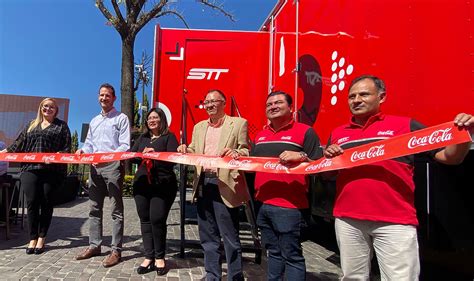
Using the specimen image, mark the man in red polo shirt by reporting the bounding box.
[252,91,322,280]
[324,75,474,280]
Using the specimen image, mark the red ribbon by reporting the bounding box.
[0,122,471,175]
[139,159,153,184]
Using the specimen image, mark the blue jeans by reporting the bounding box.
[257,204,307,281]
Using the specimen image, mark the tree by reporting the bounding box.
[141,90,149,129]
[95,0,234,123]
[68,130,79,174]
[133,91,140,127]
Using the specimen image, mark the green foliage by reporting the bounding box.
[68,130,80,174]
[123,175,134,197]
[133,92,140,128]
[140,92,149,129]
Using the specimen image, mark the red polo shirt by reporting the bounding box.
[252,120,322,209]
[328,113,437,225]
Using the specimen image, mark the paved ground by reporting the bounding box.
[0,191,342,280]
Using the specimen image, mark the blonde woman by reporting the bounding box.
[0,98,71,254]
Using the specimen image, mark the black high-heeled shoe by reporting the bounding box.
[137,262,155,274]
[155,265,167,276]
[26,248,35,255]
[34,246,45,255]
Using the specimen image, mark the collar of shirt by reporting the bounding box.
[348,112,385,129]
[264,119,295,133]
[207,114,226,128]
[101,107,117,117]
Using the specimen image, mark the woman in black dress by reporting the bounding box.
[131,108,178,275]
[1,98,71,254]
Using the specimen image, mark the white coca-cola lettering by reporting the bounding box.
[80,155,95,162]
[195,157,218,167]
[168,154,188,163]
[263,161,288,171]
[408,128,453,149]
[305,158,333,172]
[5,155,18,160]
[350,145,385,162]
[100,154,115,161]
[60,155,76,161]
[42,155,56,162]
[120,152,137,159]
[23,155,36,161]
[227,159,252,168]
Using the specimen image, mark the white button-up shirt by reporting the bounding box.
[81,108,130,153]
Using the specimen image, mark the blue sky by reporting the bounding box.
[0,0,276,140]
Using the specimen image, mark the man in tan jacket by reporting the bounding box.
[177,89,249,281]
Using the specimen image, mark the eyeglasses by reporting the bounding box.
[42,104,56,110]
[203,99,224,106]
[147,116,160,121]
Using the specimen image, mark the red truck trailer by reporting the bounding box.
[152,0,473,277]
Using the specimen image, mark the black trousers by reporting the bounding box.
[20,169,62,240]
[133,176,177,259]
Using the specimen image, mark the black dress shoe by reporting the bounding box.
[136,263,155,274]
[26,248,35,255]
[34,246,45,255]
[155,265,167,276]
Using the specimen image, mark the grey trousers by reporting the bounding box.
[88,161,124,251]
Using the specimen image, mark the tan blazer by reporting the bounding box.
[187,116,250,208]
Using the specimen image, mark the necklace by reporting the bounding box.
[150,134,161,144]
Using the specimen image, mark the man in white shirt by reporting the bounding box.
[75,83,130,268]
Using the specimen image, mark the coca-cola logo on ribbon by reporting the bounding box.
[408,128,453,149]
[42,155,56,162]
[227,159,252,169]
[23,155,37,161]
[305,158,333,172]
[351,145,385,162]
[60,155,76,161]
[195,157,218,167]
[168,154,188,163]
[100,154,115,161]
[80,155,95,162]
[5,155,18,160]
[120,152,137,159]
[263,161,289,171]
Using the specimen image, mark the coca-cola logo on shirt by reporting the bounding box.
[305,158,333,172]
[263,161,288,171]
[408,128,453,149]
[350,145,385,162]
[227,159,252,169]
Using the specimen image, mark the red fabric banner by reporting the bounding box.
[0,122,471,175]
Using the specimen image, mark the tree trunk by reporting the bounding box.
[121,36,136,175]
[121,37,135,124]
